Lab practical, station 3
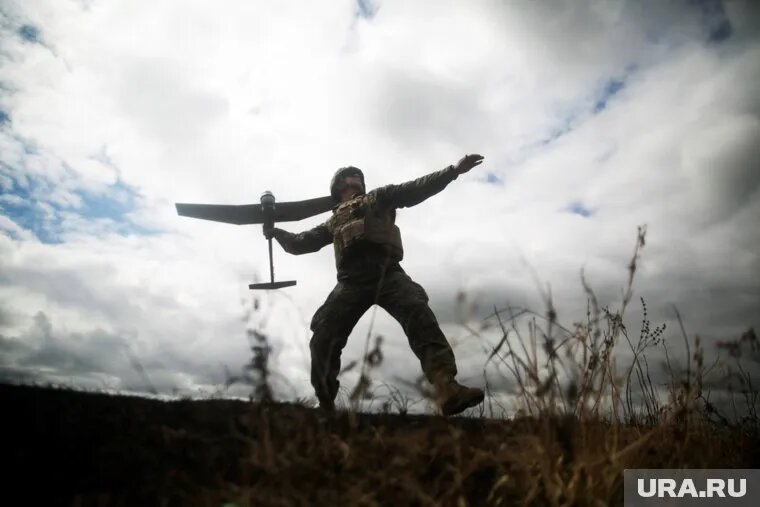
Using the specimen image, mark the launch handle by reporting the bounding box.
[249,191,297,290]
[261,191,276,284]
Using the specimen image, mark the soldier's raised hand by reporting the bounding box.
[454,154,484,174]
[263,223,275,240]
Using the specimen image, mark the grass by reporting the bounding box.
[3,227,758,506]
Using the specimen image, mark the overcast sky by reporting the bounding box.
[1,0,758,411]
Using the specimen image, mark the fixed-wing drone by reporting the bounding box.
[175,192,333,290]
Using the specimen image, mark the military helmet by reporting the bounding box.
[330,166,365,202]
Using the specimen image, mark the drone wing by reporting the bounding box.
[175,195,334,225]
[175,203,264,225]
[274,195,334,222]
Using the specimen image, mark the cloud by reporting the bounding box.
[698,0,733,43]
[0,309,208,393]
[17,24,39,44]
[566,201,594,218]
[355,0,380,20]
[593,78,626,114]
[0,0,758,409]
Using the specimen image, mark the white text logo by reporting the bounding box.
[637,478,746,498]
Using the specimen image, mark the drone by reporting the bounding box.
[175,192,334,290]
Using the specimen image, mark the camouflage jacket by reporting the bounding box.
[273,165,461,281]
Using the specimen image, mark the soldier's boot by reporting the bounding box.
[317,395,336,412]
[434,377,485,416]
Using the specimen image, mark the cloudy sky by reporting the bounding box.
[1,0,758,410]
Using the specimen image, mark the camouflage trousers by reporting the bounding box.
[309,267,457,406]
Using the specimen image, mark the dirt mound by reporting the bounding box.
[3,383,757,506]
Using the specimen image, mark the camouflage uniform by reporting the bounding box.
[273,165,463,407]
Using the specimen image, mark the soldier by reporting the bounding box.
[264,154,485,416]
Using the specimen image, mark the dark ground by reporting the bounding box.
[3,383,758,506]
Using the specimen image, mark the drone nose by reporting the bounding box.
[260,191,275,206]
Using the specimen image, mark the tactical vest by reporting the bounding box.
[326,193,403,269]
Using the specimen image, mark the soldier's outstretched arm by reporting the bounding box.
[264,223,332,255]
[372,154,484,209]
